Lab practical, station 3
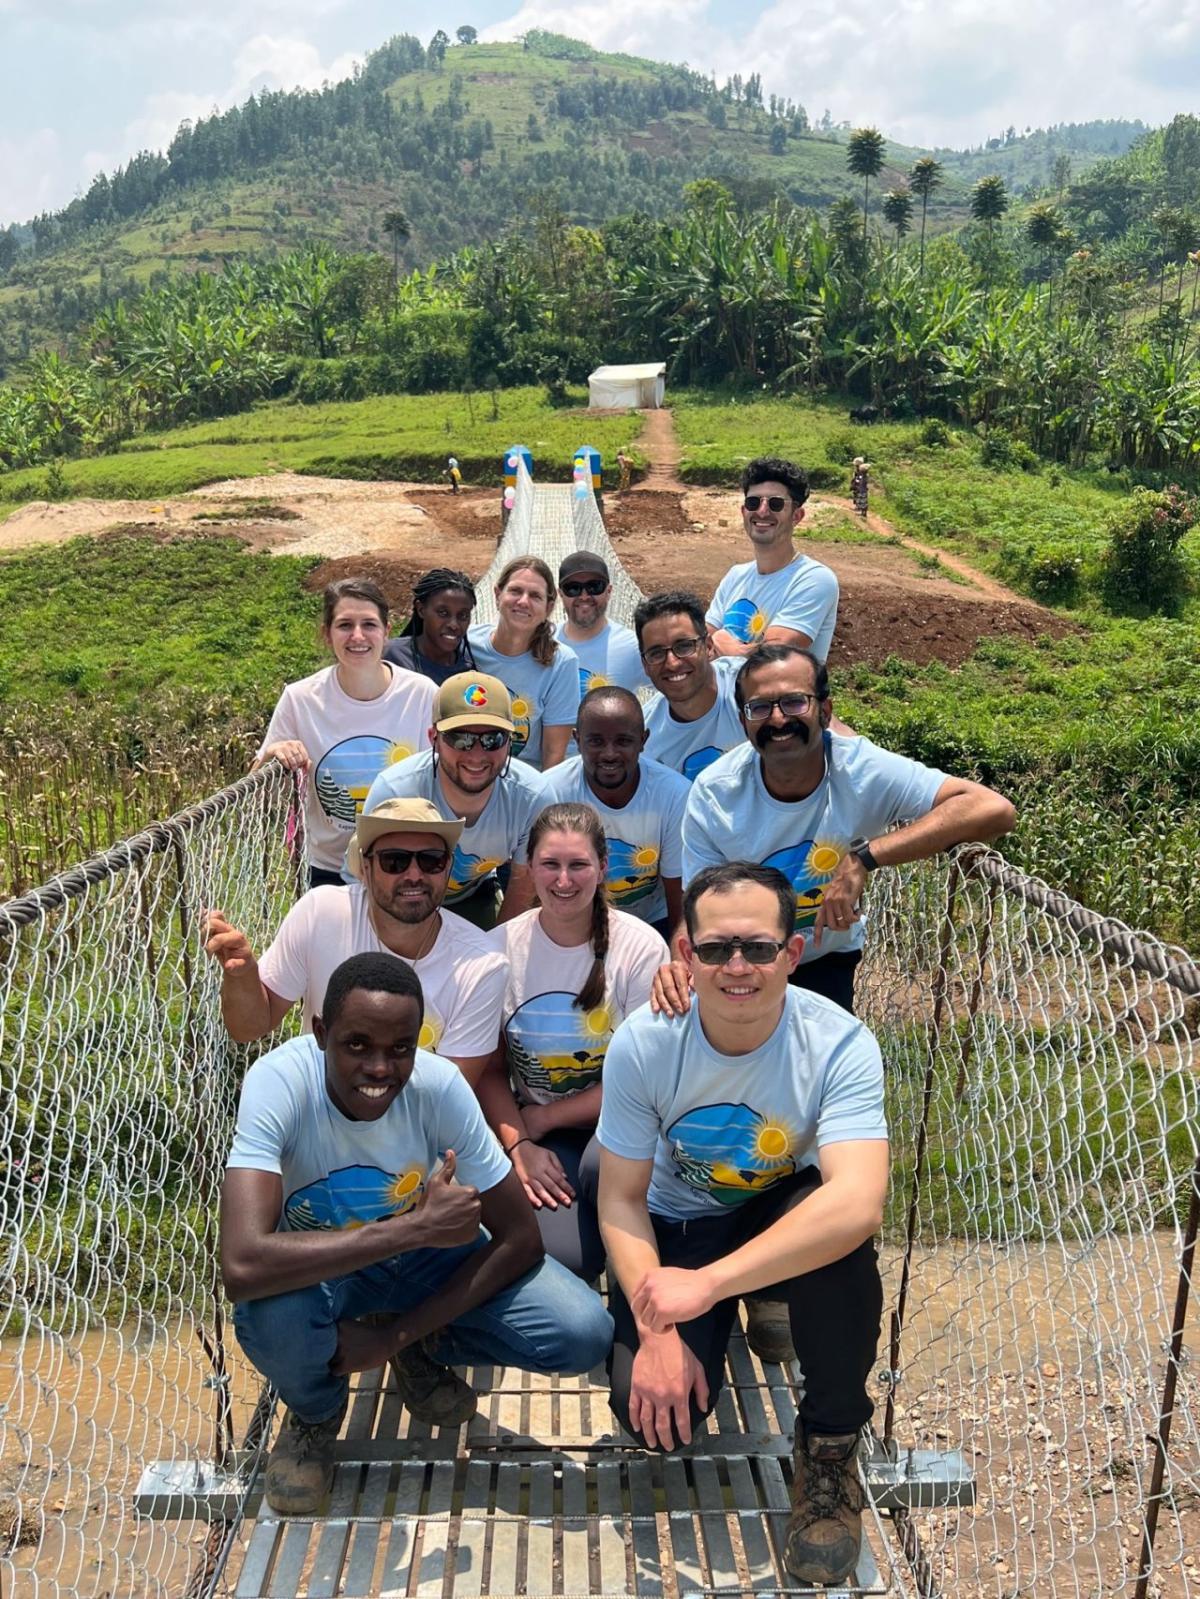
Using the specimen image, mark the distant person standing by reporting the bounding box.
[707,457,839,662]
[850,458,870,519]
[616,450,633,494]
[445,457,463,494]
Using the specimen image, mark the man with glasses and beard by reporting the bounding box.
[362,673,547,929]
[594,861,889,1587]
[707,457,839,662]
[636,591,747,783]
[555,552,648,700]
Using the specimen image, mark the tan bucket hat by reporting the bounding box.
[347,797,463,880]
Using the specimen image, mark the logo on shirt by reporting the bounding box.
[722,599,769,645]
[509,695,531,756]
[313,736,400,829]
[681,745,722,782]
[607,839,661,907]
[284,1163,427,1230]
[763,840,846,930]
[579,667,610,696]
[464,683,489,707]
[505,992,613,1098]
[418,1012,443,1052]
[447,847,503,900]
[666,1103,797,1206]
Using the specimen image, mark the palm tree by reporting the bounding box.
[1024,202,1063,318]
[382,209,411,289]
[909,157,943,275]
[882,187,914,251]
[970,174,1009,266]
[846,127,886,246]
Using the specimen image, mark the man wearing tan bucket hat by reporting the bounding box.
[362,670,548,931]
[204,795,507,1086]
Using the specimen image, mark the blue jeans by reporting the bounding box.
[233,1233,614,1424]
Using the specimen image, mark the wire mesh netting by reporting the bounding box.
[1,763,301,1599]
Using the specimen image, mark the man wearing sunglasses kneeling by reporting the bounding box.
[708,457,839,662]
[595,863,888,1586]
[362,672,547,930]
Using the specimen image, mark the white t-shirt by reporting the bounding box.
[643,656,746,783]
[363,750,547,905]
[541,756,689,925]
[555,621,649,698]
[227,1035,510,1231]
[466,627,580,768]
[488,909,668,1105]
[258,665,436,870]
[256,884,507,1059]
[681,732,947,962]
[597,989,886,1220]
[706,555,840,661]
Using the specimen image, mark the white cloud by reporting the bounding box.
[0,129,63,219]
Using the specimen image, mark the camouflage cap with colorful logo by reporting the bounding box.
[434,671,515,733]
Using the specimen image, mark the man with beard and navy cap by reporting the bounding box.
[555,551,648,700]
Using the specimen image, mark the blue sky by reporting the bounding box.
[2,0,1197,226]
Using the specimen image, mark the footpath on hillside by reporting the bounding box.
[0,409,1072,667]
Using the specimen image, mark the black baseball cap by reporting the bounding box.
[559,551,610,583]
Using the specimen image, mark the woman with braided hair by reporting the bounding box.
[480,802,667,1279]
[384,568,479,685]
[467,556,578,769]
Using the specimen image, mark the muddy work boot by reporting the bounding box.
[391,1341,478,1426]
[784,1425,865,1586]
[264,1402,345,1515]
[743,1297,796,1364]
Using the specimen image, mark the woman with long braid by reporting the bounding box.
[480,803,667,1279]
[384,568,479,685]
[467,556,578,769]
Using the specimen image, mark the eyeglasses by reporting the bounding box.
[561,578,607,598]
[365,847,451,875]
[743,494,790,513]
[641,635,704,667]
[441,728,510,752]
[693,937,789,966]
[742,693,816,722]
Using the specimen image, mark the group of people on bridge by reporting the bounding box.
[206,455,1015,1587]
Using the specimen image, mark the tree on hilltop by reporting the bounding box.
[846,127,886,245]
[456,25,478,44]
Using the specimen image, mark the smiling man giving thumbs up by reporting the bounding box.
[221,952,613,1516]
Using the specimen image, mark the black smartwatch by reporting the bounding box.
[851,841,880,873]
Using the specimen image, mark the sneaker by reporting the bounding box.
[743,1297,796,1364]
[784,1426,865,1586]
[390,1341,478,1427]
[264,1402,345,1515]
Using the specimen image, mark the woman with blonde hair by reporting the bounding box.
[480,802,667,1278]
[254,577,435,886]
[467,556,578,769]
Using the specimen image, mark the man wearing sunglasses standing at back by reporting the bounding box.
[555,552,648,700]
[707,458,839,662]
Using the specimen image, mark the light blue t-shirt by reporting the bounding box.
[467,626,580,769]
[597,990,887,1220]
[541,755,690,924]
[682,731,947,961]
[706,554,840,661]
[643,656,746,783]
[555,621,649,699]
[226,1035,510,1232]
[363,749,547,904]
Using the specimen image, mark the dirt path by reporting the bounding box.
[816,491,1023,602]
[629,406,687,491]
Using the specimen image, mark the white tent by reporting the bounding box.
[587,362,666,409]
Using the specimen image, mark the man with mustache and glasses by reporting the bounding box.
[707,457,840,661]
[362,672,548,930]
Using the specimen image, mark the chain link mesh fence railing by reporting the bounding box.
[1,763,302,1599]
[2,763,1198,1597]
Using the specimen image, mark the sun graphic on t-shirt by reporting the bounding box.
[387,1169,424,1209]
[807,841,843,877]
[387,742,415,766]
[633,845,660,868]
[511,696,530,719]
[418,1014,444,1051]
[581,1004,613,1038]
[748,610,768,639]
[752,1119,794,1165]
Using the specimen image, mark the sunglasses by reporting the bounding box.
[365,847,451,875]
[441,728,510,752]
[641,635,704,667]
[743,693,816,722]
[693,937,789,966]
[561,578,607,598]
[743,494,790,513]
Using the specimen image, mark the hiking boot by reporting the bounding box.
[784,1425,864,1586]
[264,1402,345,1515]
[743,1297,796,1364]
[390,1341,478,1427]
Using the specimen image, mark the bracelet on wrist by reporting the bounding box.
[504,1135,532,1155]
